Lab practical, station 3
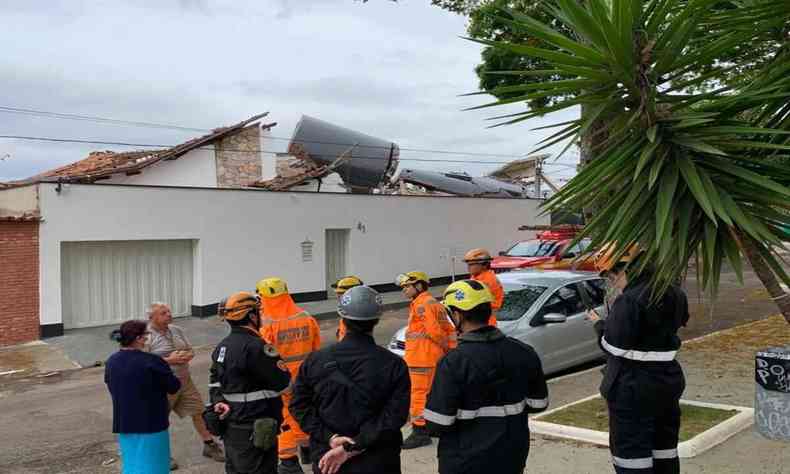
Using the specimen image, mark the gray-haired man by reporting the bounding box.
[145,302,224,468]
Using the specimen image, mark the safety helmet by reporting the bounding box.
[220,291,260,321]
[595,244,641,277]
[463,248,493,264]
[256,277,289,299]
[338,286,384,321]
[331,276,364,295]
[443,280,493,312]
[395,271,430,288]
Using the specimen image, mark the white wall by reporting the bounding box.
[260,129,277,182]
[104,147,217,187]
[38,183,547,325]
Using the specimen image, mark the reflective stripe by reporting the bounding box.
[208,382,221,388]
[223,388,286,403]
[282,353,309,363]
[409,367,433,374]
[652,449,678,459]
[405,332,434,340]
[456,398,528,420]
[422,408,456,426]
[612,456,653,469]
[601,337,677,362]
[526,397,549,410]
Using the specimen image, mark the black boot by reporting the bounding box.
[278,457,304,474]
[402,425,431,450]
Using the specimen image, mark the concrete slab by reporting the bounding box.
[0,341,79,381]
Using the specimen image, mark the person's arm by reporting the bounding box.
[289,355,335,444]
[425,302,449,353]
[246,342,291,395]
[352,359,411,450]
[424,356,462,436]
[522,345,549,413]
[150,355,181,394]
[491,275,504,311]
[600,295,640,356]
[311,317,322,352]
[209,347,225,405]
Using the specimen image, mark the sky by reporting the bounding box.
[0,0,579,183]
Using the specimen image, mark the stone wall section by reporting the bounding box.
[215,125,262,187]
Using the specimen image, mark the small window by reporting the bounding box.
[537,284,586,317]
[498,285,548,321]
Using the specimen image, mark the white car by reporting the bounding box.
[388,270,608,375]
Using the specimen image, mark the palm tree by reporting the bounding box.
[468,0,790,320]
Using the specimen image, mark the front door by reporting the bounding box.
[325,229,350,298]
[528,283,590,373]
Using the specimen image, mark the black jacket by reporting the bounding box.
[289,331,410,474]
[209,326,291,425]
[424,327,548,474]
[594,275,689,400]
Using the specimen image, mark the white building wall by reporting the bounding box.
[104,147,217,187]
[0,184,38,217]
[37,183,546,326]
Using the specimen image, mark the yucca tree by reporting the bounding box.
[467,0,790,320]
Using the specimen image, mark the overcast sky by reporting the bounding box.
[0,0,579,182]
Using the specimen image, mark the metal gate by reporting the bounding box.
[325,229,350,298]
[61,240,194,329]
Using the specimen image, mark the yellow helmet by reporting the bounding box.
[443,280,493,312]
[256,277,289,299]
[395,271,430,288]
[332,276,364,295]
[220,291,260,321]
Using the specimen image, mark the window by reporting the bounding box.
[560,239,592,258]
[580,279,607,307]
[497,285,548,321]
[536,284,586,317]
[506,240,559,258]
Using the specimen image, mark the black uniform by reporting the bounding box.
[423,326,549,474]
[595,274,689,474]
[209,326,291,474]
[289,331,410,474]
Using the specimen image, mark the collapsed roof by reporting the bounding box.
[397,169,528,198]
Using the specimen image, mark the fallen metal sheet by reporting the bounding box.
[398,168,528,198]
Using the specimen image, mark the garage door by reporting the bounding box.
[61,240,194,329]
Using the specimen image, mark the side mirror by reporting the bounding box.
[542,313,567,324]
[498,251,506,256]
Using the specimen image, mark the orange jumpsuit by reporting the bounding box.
[405,291,455,427]
[472,269,504,327]
[259,294,321,461]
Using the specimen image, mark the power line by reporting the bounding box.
[0,134,580,168]
[0,105,578,160]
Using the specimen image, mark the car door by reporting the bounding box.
[578,278,609,360]
[528,283,590,373]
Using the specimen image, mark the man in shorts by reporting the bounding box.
[145,302,224,469]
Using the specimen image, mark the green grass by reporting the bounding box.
[539,397,738,442]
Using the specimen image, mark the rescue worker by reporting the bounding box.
[590,251,689,474]
[463,248,503,327]
[423,280,549,474]
[396,271,455,450]
[331,276,364,341]
[256,278,322,474]
[209,292,291,474]
[289,286,410,474]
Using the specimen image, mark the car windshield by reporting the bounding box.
[506,240,558,257]
[497,285,548,321]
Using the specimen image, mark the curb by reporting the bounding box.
[531,395,754,458]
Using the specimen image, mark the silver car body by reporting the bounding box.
[388,270,607,375]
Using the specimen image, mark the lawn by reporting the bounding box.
[538,397,738,442]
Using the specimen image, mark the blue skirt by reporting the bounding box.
[118,430,170,474]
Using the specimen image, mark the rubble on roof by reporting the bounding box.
[396,168,528,198]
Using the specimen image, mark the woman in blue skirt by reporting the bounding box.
[106,320,181,474]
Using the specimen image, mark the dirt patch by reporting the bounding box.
[539,397,738,442]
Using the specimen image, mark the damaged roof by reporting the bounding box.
[9,113,274,186]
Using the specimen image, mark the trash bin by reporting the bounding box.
[755,347,790,440]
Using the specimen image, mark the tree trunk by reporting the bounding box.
[737,231,790,324]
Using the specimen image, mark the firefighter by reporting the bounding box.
[209,292,291,474]
[331,276,364,341]
[589,251,689,474]
[423,280,548,474]
[463,248,503,326]
[289,286,410,474]
[256,278,322,474]
[396,271,455,450]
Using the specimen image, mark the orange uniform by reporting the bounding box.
[405,291,455,427]
[259,293,321,461]
[336,319,347,341]
[472,269,503,327]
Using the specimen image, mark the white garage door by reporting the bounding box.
[61,240,194,329]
